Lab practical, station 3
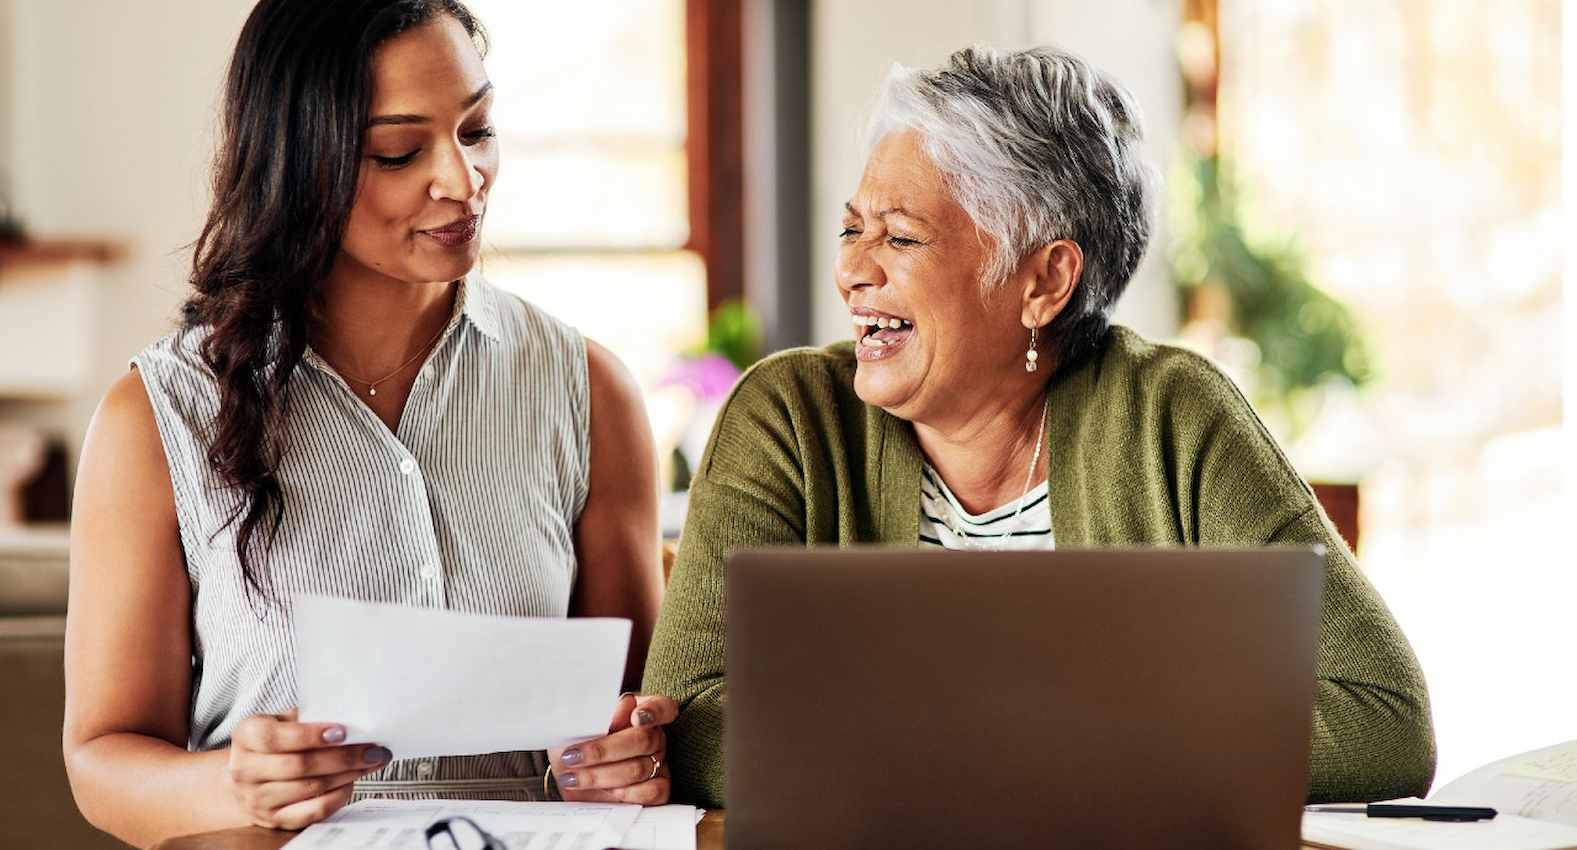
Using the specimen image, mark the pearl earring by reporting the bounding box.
[1026,326,1040,373]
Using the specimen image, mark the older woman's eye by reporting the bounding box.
[839,227,861,239]
[371,150,419,169]
[887,235,921,248]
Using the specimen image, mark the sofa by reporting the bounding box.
[0,526,128,848]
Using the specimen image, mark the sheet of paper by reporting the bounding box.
[618,805,699,850]
[282,799,642,850]
[294,594,631,759]
[1303,809,1577,850]
[1434,740,1577,827]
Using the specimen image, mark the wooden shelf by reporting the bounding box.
[0,237,126,274]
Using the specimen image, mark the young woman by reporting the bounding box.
[63,2,674,846]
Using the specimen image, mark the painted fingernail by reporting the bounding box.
[561,748,584,766]
[559,772,579,789]
[322,725,347,744]
[365,746,392,766]
[635,709,656,727]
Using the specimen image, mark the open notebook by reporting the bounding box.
[1303,740,1577,850]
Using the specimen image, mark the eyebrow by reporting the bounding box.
[367,81,494,128]
[844,202,930,225]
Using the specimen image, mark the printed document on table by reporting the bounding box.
[620,805,702,850]
[1432,740,1577,827]
[294,594,631,759]
[1303,798,1577,850]
[281,799,642,850]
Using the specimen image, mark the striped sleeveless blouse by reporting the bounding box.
[132,272,587,801]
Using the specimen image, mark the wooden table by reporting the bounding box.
[154,810,1330,848]
[154,811,727,849]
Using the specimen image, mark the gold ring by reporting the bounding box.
[647,754,662,781]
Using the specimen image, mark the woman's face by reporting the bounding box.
[838,130,1031,422]
[339,15,497,286]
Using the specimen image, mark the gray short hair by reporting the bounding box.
[865,45,1157,366]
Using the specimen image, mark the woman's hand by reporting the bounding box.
[548,693,678,804]
[225,709,392,830]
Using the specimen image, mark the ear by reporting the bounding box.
[1017,240,1083,329]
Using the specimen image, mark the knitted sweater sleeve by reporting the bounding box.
[641,360,807,809]
[1173,354,1437,802]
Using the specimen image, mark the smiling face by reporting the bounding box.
[838,130,1032,423]
[338,14,497,286]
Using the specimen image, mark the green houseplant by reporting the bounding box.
[1171,154,1375,435]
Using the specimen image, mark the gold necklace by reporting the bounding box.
[333,320,449,397]
[984,394,1049,551]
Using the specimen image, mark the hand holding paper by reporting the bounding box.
[293,595,632,760]
[547,691,678,805]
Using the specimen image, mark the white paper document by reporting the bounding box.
[1303,797,1577,850]
[281,799,641,850]
[620,805,702,850]
[294,595,632,759]
[1432,740,1577,827]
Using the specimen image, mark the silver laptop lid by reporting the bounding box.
[726,547,1324,850]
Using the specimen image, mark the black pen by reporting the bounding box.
[1305,803,1499,822]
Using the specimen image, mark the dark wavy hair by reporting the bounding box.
[182,0,486,602]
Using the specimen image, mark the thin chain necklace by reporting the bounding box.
[332,320,449,397]
[982,394,1050,551]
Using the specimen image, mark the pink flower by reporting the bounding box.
[658,353,742,403]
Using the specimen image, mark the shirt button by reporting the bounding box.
[419,562,438,580]
[416,760,435,777]
[399,457,417,475]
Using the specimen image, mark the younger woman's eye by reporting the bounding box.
[371,150,419,169]
[462,126,497,143]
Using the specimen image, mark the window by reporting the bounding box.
[1215,0,1565,784]
[468,0,709,403]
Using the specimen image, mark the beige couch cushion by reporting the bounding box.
[0,525,69,615]
[0,615,129,848]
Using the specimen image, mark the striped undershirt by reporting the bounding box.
[919,463,1056,550]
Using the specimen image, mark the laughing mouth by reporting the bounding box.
[850,307,915,350]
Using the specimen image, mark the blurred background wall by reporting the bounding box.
[0,0,252,459]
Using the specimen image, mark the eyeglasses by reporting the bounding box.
[424,815,506,850]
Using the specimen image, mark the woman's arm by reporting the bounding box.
[1181,362,1436,803]
[1268,508,1436,802]
[641,359,809,809]
[64,371,387,848]
[547,341,675,805]
[63,371,243,847]
[569,340,663,689]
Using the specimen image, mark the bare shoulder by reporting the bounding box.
[86,369,164,458]
[76,369,175,519]
[584,339,646,425]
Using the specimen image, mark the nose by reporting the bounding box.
[428,139,486,203]
[835,235,886,298]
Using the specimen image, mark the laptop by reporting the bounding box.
[725,547,1325,850]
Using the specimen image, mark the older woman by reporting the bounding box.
[643,45,1434,807]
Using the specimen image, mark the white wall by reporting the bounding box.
[808,0,1181,346]
[0,1,14,194]
[8,0,254,408]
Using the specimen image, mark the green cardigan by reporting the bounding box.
[643,326,1436,808]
